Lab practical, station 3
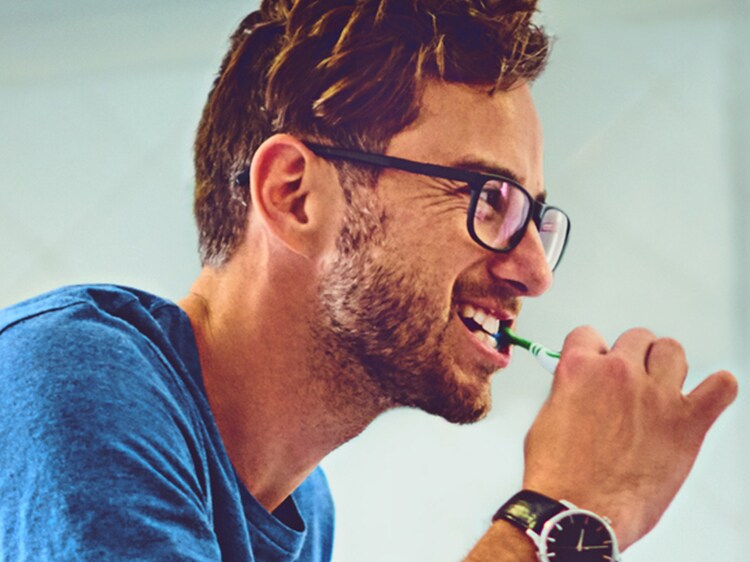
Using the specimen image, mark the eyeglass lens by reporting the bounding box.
[538,208,568,269]
[472,179,530,250]
[472,179,568,270]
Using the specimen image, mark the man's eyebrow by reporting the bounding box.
[450,157,548,202]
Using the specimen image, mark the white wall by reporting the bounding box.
[1,1,747,560]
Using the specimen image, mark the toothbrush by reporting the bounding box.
[494,327,560,374]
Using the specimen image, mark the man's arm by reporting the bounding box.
[465,326,738,560]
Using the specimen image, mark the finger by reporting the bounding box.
[562,325,609,355]
[687,370,739,431]
[610,327,656,367]
[644,337,688,388]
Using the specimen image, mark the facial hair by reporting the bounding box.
[312,199,498,425]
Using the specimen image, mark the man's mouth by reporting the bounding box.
[458,304,513,353]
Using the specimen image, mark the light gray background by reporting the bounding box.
[1,1,747,560]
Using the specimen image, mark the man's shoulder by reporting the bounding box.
[0,284,174,335]
[0,287,229,561]
[0,284,199,405]
[0,284,208,469]
[0,284,188,361]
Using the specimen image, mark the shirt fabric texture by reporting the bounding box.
[0,284,334,561]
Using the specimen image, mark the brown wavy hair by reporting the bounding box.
[194,0,550,267]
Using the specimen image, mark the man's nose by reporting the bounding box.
[486,224,553,297]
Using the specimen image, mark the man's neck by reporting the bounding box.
[179,264,385,512]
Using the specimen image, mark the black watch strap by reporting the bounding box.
[492,490,567,534]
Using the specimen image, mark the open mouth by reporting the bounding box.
[458,304,513,353]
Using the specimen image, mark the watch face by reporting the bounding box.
[542,512,616,561]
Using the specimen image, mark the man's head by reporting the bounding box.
[192,0,557,425]
[194,0,549,267]
[312,80,554,423]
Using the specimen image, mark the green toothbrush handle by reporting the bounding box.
[495,327,560,374]
[528,343,560,374]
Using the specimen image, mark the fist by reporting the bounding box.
[522,326,738,550]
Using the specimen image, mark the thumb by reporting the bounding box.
[687,370,738,431]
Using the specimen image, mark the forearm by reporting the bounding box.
[464,520,536,562]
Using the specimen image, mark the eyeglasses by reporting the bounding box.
[305,143,570,271]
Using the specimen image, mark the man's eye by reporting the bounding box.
[479,188,502,209]
[474,180,514,223]
[452,184,474,197]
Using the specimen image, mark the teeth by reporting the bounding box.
[460,305,503,332]
[474,310,487,325]
[483,316,500,335]
[477,331,497,349]
[459,304,506,344]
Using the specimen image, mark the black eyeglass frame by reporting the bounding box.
[304,142,570,270]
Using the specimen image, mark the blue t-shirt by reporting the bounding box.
[0,285,334,561]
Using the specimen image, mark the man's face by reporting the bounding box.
[316,81,552,424]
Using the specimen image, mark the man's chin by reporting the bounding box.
[437,397,492,425]
[363,355,496,425]
[416,382,493,425]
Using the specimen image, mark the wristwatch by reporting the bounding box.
[493,490,622,562]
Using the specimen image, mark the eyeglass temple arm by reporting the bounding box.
[305,143,487,186]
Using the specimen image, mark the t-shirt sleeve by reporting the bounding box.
[0,303,222,561]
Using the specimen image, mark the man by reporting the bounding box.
[0,1,737,561]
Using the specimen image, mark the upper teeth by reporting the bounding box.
[460,304,501,335]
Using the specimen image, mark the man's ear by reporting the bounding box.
[249,134,341,259]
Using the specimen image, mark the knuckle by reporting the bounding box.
[652,337,689,370]
[556,349,636,387]
[605,354,634,380]
[655,336,684,353]
[628,326,655,339]
[562,346,588,365]
[563,325,596,345]
[556,348,589,378]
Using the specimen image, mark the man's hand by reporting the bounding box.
[522,326,738,550]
